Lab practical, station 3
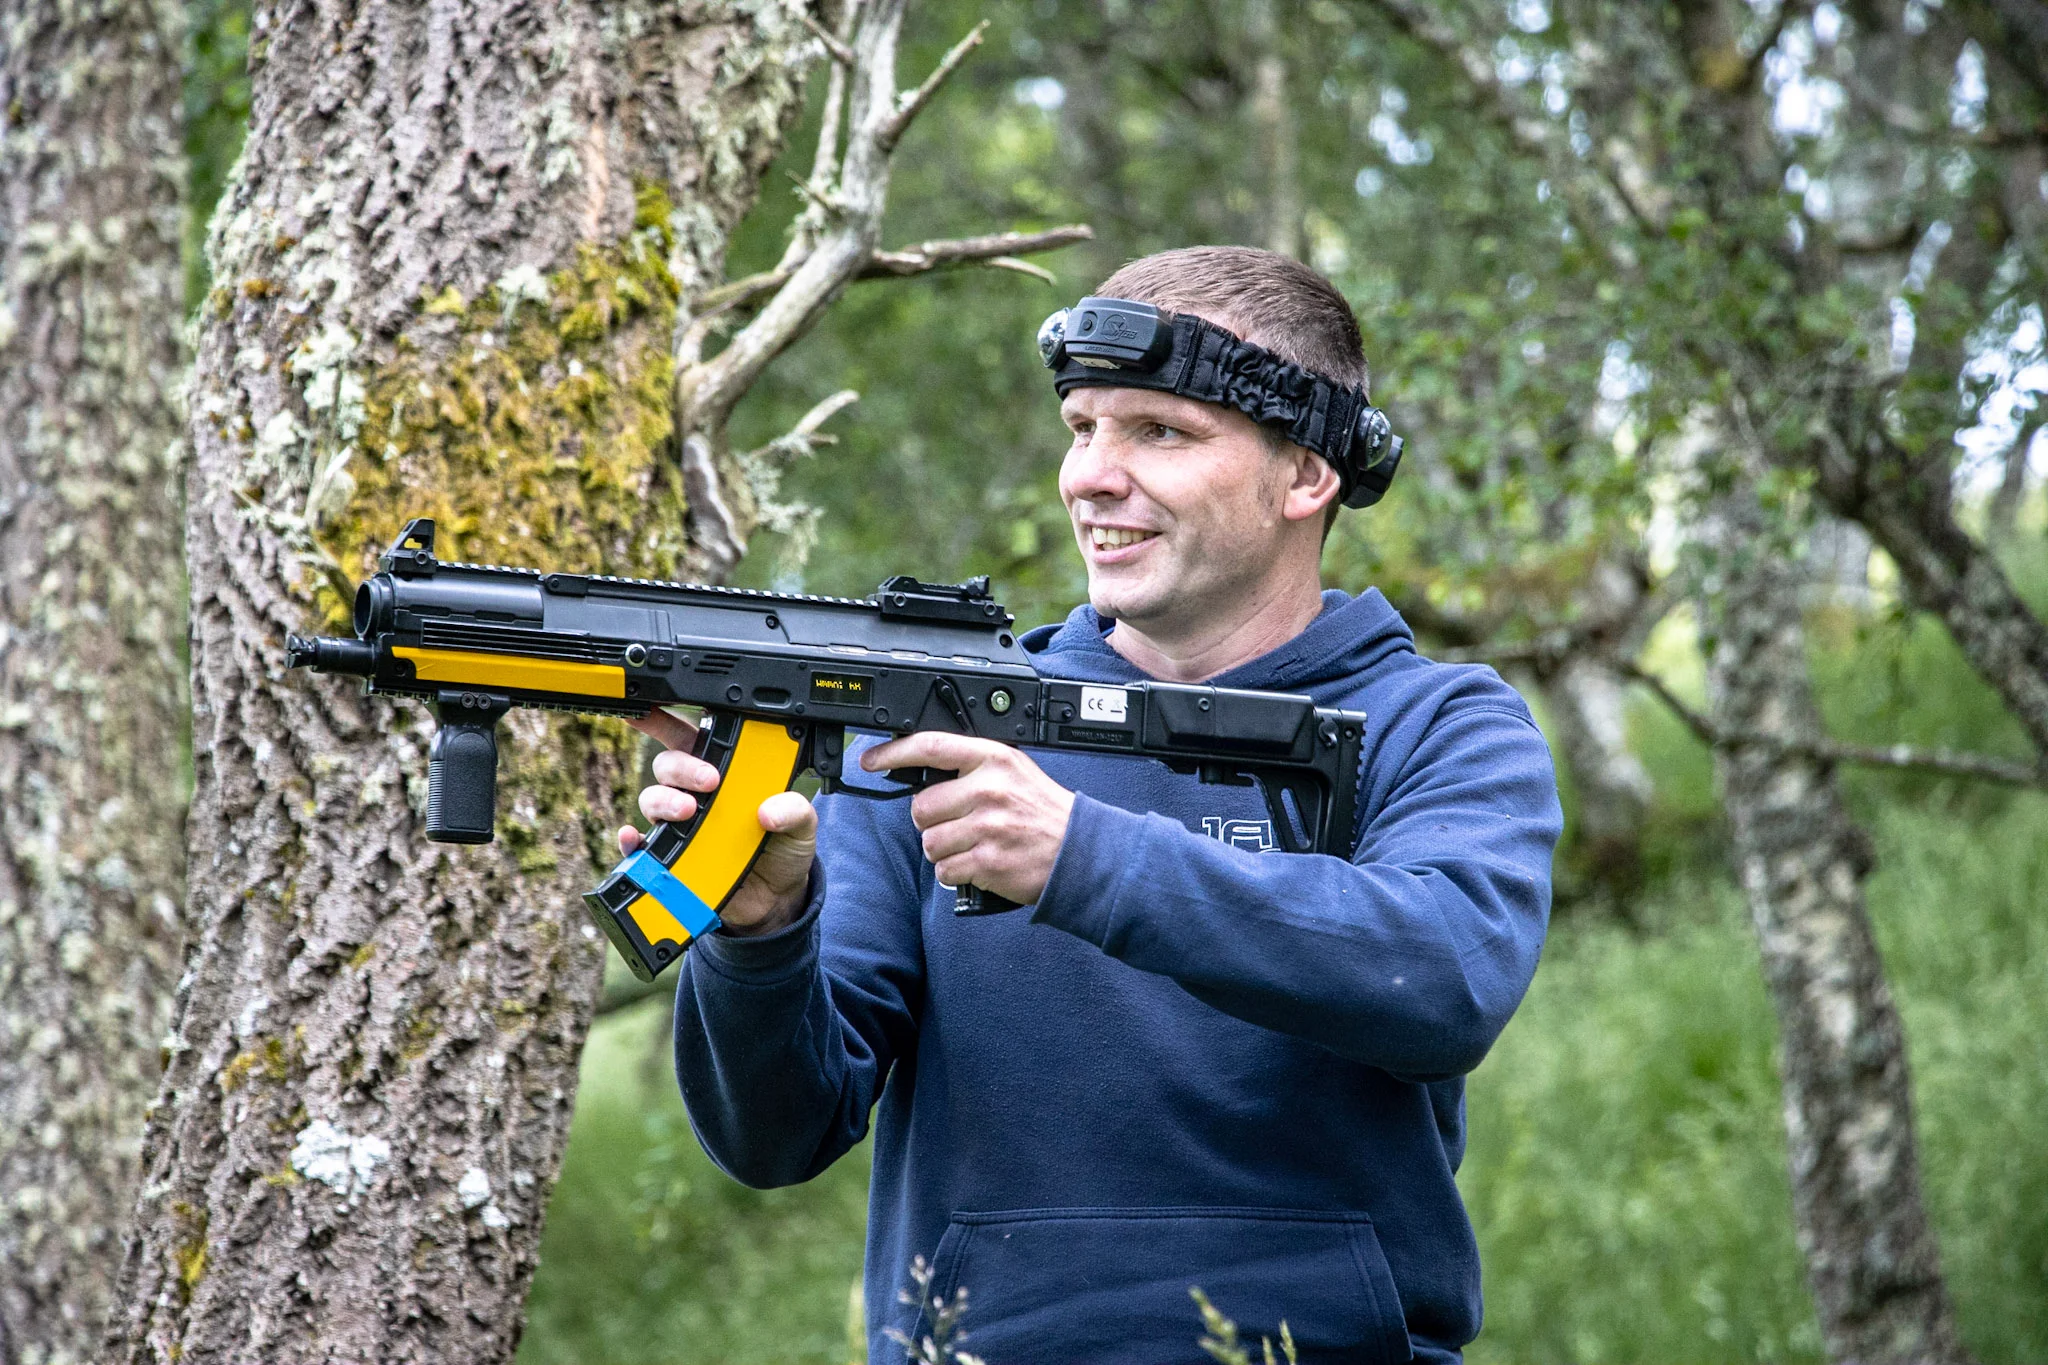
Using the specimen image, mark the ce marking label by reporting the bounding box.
[1079,686,1129,723]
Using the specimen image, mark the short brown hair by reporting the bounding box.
[1095,246,1370,396]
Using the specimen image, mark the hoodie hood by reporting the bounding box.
[1020,587,1417,695]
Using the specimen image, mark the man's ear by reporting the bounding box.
[1281,445,1343,525]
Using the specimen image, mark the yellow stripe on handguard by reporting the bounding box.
[626,893,693,948]
[674,717,806,912]
[392,646,626,699]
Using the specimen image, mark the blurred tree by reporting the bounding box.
[1702,477,1967,1362]
[0,1,189,1360]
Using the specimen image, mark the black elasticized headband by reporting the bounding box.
[1039,296,1403,509]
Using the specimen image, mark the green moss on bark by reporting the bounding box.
[316,184,690,626]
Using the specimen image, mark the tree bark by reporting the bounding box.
[1702,490,1971,1365]
[1543,655,1655,900]
[105,3,820,1361]
[0,1,189,1360]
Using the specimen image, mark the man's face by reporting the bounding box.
[1058,383,1317,636]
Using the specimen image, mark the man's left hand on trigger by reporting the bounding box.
[861,733,1077,905]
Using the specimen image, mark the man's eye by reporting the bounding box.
[1146,423,1181,440]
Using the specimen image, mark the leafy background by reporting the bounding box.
[171,1,2048,1360]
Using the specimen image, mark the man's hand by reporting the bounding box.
[860,733,1077,905]
[621,708,816,937]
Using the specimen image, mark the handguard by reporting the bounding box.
[288,520,1369,984]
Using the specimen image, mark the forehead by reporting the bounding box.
[1059,384,1235,429]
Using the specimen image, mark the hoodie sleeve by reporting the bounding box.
[1030,694,1561,1082]
[670,789,925,1189]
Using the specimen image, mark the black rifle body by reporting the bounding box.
[289,521,1367,982]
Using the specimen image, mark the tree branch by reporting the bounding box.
[799,9,855,67]
[1438,639,2047,786]
[743,387,860,466]
[695,225,1093,317]
[878,19,989,152]
[676,4,1085,447]
[1619,659,2048,787]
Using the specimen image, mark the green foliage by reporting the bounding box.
[518,1007,871,1365]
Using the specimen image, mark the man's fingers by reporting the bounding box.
[861,731,1004,775]
[651,748,721,793]
[617,824,642,855]
[638,785,700,826]
[908,771,996,831]
[919,814,983,865]
[629,706,699,752]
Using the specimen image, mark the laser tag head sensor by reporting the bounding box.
[1039,296,1404,509]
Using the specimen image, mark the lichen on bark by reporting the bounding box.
[0,0,189,1360]
[106,3,825,1362]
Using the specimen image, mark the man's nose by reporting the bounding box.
[1060,428,1136,503]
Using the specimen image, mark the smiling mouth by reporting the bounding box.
[1089,527,1159,550]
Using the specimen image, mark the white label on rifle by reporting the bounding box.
[1080,687,1128,723]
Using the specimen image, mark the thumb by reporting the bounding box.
[751,790,817,896]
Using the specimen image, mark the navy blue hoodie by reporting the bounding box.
[672,590,1560,1365]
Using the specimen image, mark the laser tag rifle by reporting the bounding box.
[287,519,1368,983]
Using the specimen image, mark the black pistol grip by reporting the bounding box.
[952,885,1022,916]
[426,692,510,843]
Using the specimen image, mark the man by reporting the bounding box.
[623,247,1560,1364]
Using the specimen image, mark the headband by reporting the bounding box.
[1038,296,1403,508]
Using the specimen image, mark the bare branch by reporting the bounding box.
[878,20,989,152]
[1618,659,2048,788]
[1440,633,2048,787]
[800,9,855,67]
[863,225,1094,276]
[744,388,860,466]
[983,255,1058,284]
[668,2,1083,574]
[677,0,913,433]
[693,225,1090,324]
[785,168,844,216]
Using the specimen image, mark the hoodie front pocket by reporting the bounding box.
[916,1205,1411,1365]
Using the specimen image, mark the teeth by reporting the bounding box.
[1090,527,1156,549]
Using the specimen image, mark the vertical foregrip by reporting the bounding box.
[426,691,512,844]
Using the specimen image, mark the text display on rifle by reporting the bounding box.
[288,520,1368,982]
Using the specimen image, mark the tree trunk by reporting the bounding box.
[1245,0,1300,259]
[1987,413,2040,543]
[106,4,820,1361]
[1543,655,1655,901]
[1702,491,1971,1365]
[0,1,189,1360]
[1532,554,1660,907]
